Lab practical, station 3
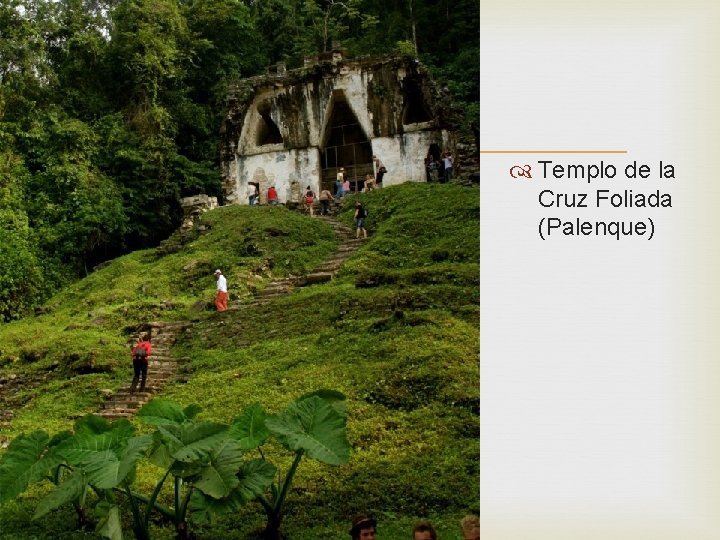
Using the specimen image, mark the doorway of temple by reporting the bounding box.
[320,97,373,195]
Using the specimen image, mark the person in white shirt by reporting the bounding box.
[442,152,453,182]
[247,183,258,205]
[214,269,228,311]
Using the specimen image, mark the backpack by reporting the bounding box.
[305,191,314,204]
[133,346,147,363]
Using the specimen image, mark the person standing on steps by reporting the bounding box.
[267,185,278,205]
[214,269,228,312]
[442,151,453,183]
[336,167,345,198]
[373,155,386,187]
[319,187,334,215]
[428,155,439,182]
[304,185,315,216]
[130,335,152,394]
[354,201,368,239]
[364,173,375,192]
[247,183,258,205]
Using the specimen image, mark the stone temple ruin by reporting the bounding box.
[220,46,466,205]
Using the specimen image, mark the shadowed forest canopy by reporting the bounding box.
[0,0,478,321]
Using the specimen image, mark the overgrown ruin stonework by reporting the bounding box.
[220,51,466,204]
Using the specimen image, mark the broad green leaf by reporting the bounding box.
[183,404,203,419]
[298,389,348,417]
[96,504,123,540]
[228,403,269,450]
[148,432,174,469]
[188,460,275,521]
[138,399,187,425]
[33,469,86,519]
[73,415,114,436]
[155,424,184,455]
[265,396,350,465]
[0,431,52,501]
[56,424,135,468]
[78,435,152,489]
[48,430,73,448]
[235,459,276,502]
[193,439,244,498]
[76,449,118,488]
[189,489,242,523]
[117,435,153,485]
[169,422,228,463]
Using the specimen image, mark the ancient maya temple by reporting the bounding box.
[219,46,456,205]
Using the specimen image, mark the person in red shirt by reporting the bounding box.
[267,186,278,205]
[130,335,152,393]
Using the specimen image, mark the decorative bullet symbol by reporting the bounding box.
[510,164,532,179]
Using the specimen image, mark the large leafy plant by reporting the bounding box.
[0,390,351,540]
[0,415,151,539]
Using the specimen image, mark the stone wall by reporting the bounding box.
[220,53,466,204]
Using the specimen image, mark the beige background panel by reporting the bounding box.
[480,1,720,538]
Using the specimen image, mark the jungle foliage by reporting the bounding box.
[0,0,478,321]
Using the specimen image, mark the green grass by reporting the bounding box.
[0,183,479,539]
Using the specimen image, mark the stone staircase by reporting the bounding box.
[98,321,190,420]
[249,215,364,305]
[97,216,363,420]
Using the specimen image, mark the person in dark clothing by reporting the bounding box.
[354,201,368,239]
[373,155,386,186]
[130,335,152,393]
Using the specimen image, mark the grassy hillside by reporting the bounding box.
[0,183,479,539]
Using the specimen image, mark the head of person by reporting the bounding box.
[460,515,480,540]
[411,520,437,540]
[349,515,377,540]
[143,334,151,342]
[214,269,222,278]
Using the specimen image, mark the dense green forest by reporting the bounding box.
[0,0,478,322]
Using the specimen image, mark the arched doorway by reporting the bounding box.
[320,95,373,194]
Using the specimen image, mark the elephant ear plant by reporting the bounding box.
[0,415,151,540]
[190,389,351,540]
[132,398,277,540]
[0,390,350,540]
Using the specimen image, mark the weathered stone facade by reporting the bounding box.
[220,50,458,205]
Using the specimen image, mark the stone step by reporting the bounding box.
[293,272,333,286]
[104,400,149,410]
[260,283,292,292]
[314,256,353,269]
[258,286,288,294]
[254,292,288,300]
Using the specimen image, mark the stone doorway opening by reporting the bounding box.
[320,96,373,194]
